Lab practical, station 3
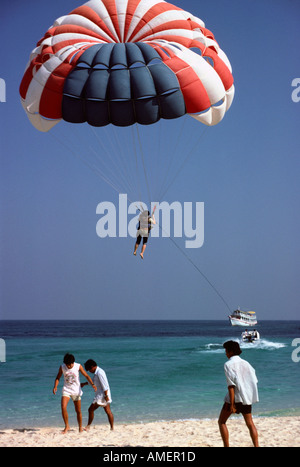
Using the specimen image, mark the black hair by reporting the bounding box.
[85,359,97,371]
[63,353,75,365]
[223,340,242,356]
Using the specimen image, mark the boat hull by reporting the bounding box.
[229,318,257,327]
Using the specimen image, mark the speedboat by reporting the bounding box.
[241,329,260,343]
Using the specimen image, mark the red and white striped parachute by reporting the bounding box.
[20,0,234,132]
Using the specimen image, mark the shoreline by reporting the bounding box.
[1,416,299,447]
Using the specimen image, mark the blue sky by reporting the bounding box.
[0,0,299,320]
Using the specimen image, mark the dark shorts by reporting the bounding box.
[223,402,252,415]
[136,234,148,245]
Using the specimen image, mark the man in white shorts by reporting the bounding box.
[53,353,96,433]
[83,359,114,431]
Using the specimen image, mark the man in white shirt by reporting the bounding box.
[218,341,259,447]
[83,359,114,431]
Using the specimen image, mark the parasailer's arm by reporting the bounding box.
[151,205,157,224]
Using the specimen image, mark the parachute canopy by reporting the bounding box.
[20,0,234,132]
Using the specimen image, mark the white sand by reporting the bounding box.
[0,416,299,447]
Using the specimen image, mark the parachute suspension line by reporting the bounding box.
[67,123,127,195]
[158,125,209,203]
[109,124,137,198]
[131,124,142,204]
[152,117,163,199]
[88,145,129,194]
[156,221,232,313]
[134,123,152,209]
[49,131,135,203]
[79,125,133,196]
[88,129,128,193]
[156,116,187,203]
[149,116,165,202]
[89,126,135,197]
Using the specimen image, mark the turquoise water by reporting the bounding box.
[0,320,299,429]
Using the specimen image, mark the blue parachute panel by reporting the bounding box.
[62,42,186,127]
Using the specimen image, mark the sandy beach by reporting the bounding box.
[0,416,299,448]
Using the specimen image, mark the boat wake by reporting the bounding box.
[240,339,286,350]
[197,340,286,354]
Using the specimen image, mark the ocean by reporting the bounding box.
[0,320,299,429]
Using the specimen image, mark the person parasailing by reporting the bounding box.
[133,206,156,259]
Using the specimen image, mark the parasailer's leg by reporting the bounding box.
[134,235,142,256]
[140,243,146,259]
[134,234,150,259]
[140,236,149,259]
